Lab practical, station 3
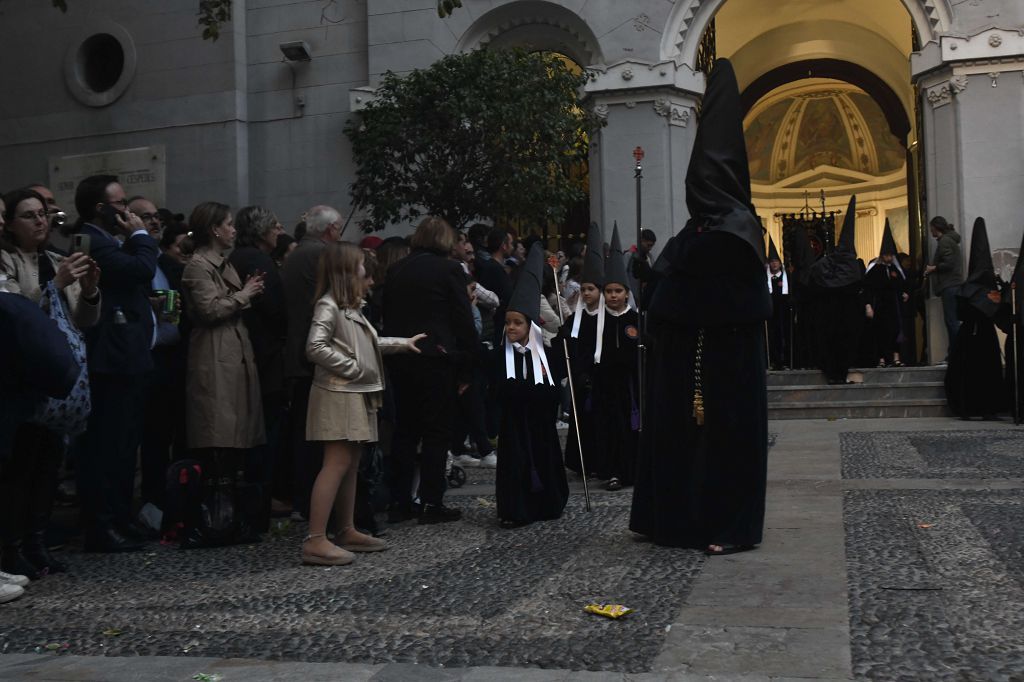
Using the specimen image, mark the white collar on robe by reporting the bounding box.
[505,322,553,385]
[864,259,905,279]
[766,267,789,295]
[570,294,605,364]
[606,305,631,317]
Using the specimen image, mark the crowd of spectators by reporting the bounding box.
[0,174,575,602]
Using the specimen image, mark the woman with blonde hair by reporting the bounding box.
[302,241,424,566]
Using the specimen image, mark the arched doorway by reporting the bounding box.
[680,0,932,364]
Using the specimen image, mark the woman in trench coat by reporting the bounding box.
[181,202,267,454]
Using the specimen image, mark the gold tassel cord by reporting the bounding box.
[693,329,705,426]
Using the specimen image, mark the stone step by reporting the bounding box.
[767,382,946,404]
[767,366,946,387]
[768,398,950,420]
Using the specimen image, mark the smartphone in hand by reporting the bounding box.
[70,233,91,256]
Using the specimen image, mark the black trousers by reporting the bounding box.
[287,377,322,518]
[388,356,456,508]
[78,373,146,532]
[451,362,492,457]
[0,424,63,546]
[140,346,186,509]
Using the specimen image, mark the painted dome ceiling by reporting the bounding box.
[744,85,907,186]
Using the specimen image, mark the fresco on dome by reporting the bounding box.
[848,92,906,173]
[792,97,855,176]
[744,99,791,183]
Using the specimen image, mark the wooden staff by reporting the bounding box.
[549,258,592,511]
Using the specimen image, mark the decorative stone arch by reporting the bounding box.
[455,0,605,67]
[660,0,953,66]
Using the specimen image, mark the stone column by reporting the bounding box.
[913,29,1024,363]
[585,60,703,256]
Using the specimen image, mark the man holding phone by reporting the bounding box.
[74,175,159,553]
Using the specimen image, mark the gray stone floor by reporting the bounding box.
[1,418,1022,681]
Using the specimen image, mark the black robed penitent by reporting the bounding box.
[807,196,864,383]
[629,59,771,549]
[495,243,569,524]
[863,220,906,363]
[561,222,605,474]
[590,225,639,484]
[945,218,1006,418]
[1004,226,1024,420]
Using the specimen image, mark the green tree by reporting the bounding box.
[344,49,602,232]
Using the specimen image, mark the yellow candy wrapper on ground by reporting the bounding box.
[584,603,634,619]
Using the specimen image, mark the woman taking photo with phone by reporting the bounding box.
[180,202,266,540]
[0,188,101,579]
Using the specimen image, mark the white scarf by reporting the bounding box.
[570,294,606,364]
[766,267,789,295]
[504,322,553,385]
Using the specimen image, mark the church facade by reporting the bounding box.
[0,0,1021,359]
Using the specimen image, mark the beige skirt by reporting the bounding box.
[306,386,382,443]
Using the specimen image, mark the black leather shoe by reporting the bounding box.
[117,521,157,543]
[84,527,143,553]
[23,532,67,574]
[418,504,462,524]
[1,545,47,580]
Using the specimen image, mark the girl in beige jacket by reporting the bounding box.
[302,241,423,566]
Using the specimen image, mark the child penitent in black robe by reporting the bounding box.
[630,59,771,552]
[495,244,569,526]
[945,217,1006,419]
[863,221,907,367]
[590,225,639,491]
[560,222,605,476]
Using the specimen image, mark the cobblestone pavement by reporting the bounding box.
[841,430,1024,479]
[0,493,704,674]
[841,429,1024,681]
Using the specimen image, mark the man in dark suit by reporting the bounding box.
[75,175,158,552]
[383,216,477,524]
[280,205,341,518]
[474,227,514,345]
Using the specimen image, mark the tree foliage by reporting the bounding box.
[47,0,232,41]
[344,49,603,232]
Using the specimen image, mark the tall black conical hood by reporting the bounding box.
[683,59,764,266]
[767,235,781,263]
[605,222,629,288]
[644,58,772,326]
[879,219,898,257]
[836,197,857,255]
[507,242,544,323]
[581,221,605,287]
[809,195,861,288]
[960,217,999,317]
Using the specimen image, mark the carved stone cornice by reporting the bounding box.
[585,59,704,97]
[941,27,1024,64]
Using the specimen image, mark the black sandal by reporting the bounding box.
[604,477,623,492]
[704,544,757,556]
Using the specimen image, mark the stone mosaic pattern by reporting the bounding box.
[840,430,1024,479]
[844,489,1024,681]
[0,495,703,673]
